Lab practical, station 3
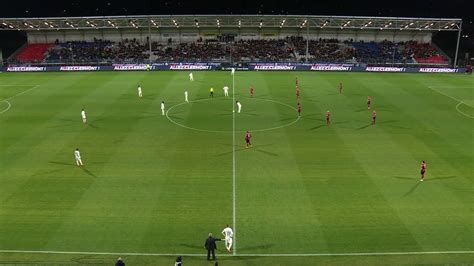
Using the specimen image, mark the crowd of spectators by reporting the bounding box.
[32,38,447,64]
[352,40,404,63]
[402,41,447,63]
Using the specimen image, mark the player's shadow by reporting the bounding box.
[280,116,297,121]
[32,168,67,176]
[216,112,232,117]
[425,175,457,182]
[383,124,411,130]
[333,120,350,125]
[136,115,158,120]
[308,125,326,131]
[404,182,422,196]
[48,118,75,128]
[355,108,371,112]
[87,123,100,129]
[378,120,399,125]
[255,148,278,157]
[48,161,76,167]
[90,116,109,123]
[179,243,203,250]
[393,176,415,181]
[81,167,97,178]
[242,112,258,116]
[142,94,156,99]
[48,122,74,128]
[357,124,372,130]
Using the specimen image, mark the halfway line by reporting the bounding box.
[232,70,237,256]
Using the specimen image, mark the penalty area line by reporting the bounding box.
[0,250,472,257]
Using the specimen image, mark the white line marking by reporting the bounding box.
[0,85,40,114]
[2,85,40,101]
[165,98,300,133]
[0,85,38,87]
[428,86,474,118]
[455,102,474,118]
[0,250,472,257]
[0,100,11,114]
[232,70,237,256]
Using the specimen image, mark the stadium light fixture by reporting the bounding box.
[321,20,329,28]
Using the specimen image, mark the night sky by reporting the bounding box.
[0,0,471,20]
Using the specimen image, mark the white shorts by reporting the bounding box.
[225,237,233,246]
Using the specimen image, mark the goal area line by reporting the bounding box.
[0,249,472,257]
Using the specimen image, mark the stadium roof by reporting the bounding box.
[0,15,462,32]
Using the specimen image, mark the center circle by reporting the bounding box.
[166,97,300,133]
[0,100,12,114]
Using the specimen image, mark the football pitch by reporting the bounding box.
[0,71,472,265]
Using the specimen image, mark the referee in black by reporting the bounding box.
[204,233,222,261]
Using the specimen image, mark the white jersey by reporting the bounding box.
[184,91,188,97]
[236,102,241,108]
[189,73,193,79]
[81,110,86,118]
[74,150,81,159]
[222,227,233,239]
[161,103,165,110]
[138,86,142,93]
[223,86,229,93]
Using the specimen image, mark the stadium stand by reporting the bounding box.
[15,43,54,62]
[11,38,450,65]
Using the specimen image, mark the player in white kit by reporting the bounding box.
[81,109,87,123]
[222,225,234,253]
[137,85,143,98]
[236,101,242,113]
[184,90,189,103]
[189,72,194,81]
[161,101,165,116]
[74,148,83,166]
[223,86,229,97]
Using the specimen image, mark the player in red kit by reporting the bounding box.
[367,96,371,110]
[296,86,300,98]
[326,111,331,126]
[250,85,254,98]
[372,110,377,125]
[339,82,343,94]
[420,160,427,181]
[245,131,252,148]
[297,103,301,116]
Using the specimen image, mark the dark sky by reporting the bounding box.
[0,0,472,20]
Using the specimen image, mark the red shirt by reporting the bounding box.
[298,105,301,112]
[421,163,426,170]
[367,97,371,102]
[245,132,252,140]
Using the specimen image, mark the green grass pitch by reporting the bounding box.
[0,71,472,265]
